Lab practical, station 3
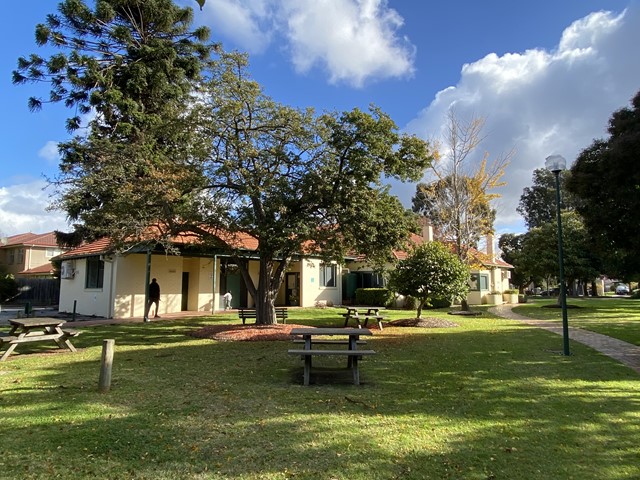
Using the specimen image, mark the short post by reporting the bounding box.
[72,300,77,322]
[98,339,115,393]
[25,302,31,315]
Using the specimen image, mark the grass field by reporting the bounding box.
[513,297,640,346]
[1,306,639,479]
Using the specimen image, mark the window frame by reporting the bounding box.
[85,256,105,289]
[470,273,489,291]
[319,263,337,288]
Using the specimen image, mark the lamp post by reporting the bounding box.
[545,154,570,356]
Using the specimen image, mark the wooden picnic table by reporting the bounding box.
[0,318,79,361]
[342,306,386,330]
[288,327,375,386]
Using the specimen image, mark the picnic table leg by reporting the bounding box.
[51,327,77,353]
[351,355,360,385]
[0,343,19,362]
[303,355,312,386]
[55,337,77,353]
[347,335,356,368]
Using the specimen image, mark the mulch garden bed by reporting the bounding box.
[189,317,459,342]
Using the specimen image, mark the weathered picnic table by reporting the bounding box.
[288,327,375,386]
[342,306,386,330]
[0,318,79,361]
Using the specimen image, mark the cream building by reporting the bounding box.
[0,232,66,278]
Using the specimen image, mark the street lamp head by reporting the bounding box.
[545,154,567,173]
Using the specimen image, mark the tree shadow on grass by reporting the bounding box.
[1,324,639,479]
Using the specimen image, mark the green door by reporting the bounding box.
[225,273,242,309]
[343,272,358,304]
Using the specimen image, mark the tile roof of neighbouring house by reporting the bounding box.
[1,232,61,248]
[20,264,55,275]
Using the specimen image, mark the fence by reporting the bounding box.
[14,278,60,306]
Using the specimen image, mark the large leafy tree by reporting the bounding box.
[516,212,600,296]
[13,0,215,245]
[412,110,511,309]
[178,53,434,323]
[517,168,577,229]
[498,233,532,291]
[389,241,470,319]
[567,90,640,279]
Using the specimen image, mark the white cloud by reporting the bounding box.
[202,0,273,54]
[282,0,415,87]
[401,6,640,234]
[199,0,415,86]
[0,180,70,236]
[38,141,59,164]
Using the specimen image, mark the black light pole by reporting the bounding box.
[545,155,570,356]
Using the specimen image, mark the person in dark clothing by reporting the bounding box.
[145,278,161,319]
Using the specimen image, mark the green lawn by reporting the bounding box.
[1,307,639,479]
[513,297,640,346]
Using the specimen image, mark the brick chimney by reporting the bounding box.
[486,233,495,259]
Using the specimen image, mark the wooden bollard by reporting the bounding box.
[98,339,115,393]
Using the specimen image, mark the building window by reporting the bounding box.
[359,272,385,288]
[319,263,337,287]
[46,248,61,258]
[16,249,24,265]
[8,250,14,265]
[470,273,489,291]
[85,256,104,289]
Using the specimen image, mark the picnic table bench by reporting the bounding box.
[342,306,386,330]
[0,318,80,361]
[288,327,375,386]
[238,307,288,324]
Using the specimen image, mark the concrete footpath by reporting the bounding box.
[489,304,640,374]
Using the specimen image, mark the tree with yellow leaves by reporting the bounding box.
[412,109,513,308]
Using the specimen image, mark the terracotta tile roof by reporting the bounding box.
[206,230,259,251]
[58,238,113,259]
[20,264,55,275]
[59,230,260,259]
[387,234,514,269]
[392,233,425,260]
[468,247,514,269]
[1,232,60,248]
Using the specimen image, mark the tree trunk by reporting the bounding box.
[235,252,290,325]
[416,301,423,319]
[255,257,277,325]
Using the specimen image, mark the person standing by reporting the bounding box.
[222,291,233,310]
[145,278,161,319]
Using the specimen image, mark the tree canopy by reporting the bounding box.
[389,241,470,319]
[181,53,434,322]
[517,168,576,229]
[510,212,600,294]
[13,0,216,246]
[567,89,640,279]
[498,233,531,291]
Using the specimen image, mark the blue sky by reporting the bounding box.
[1,0,639,237]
